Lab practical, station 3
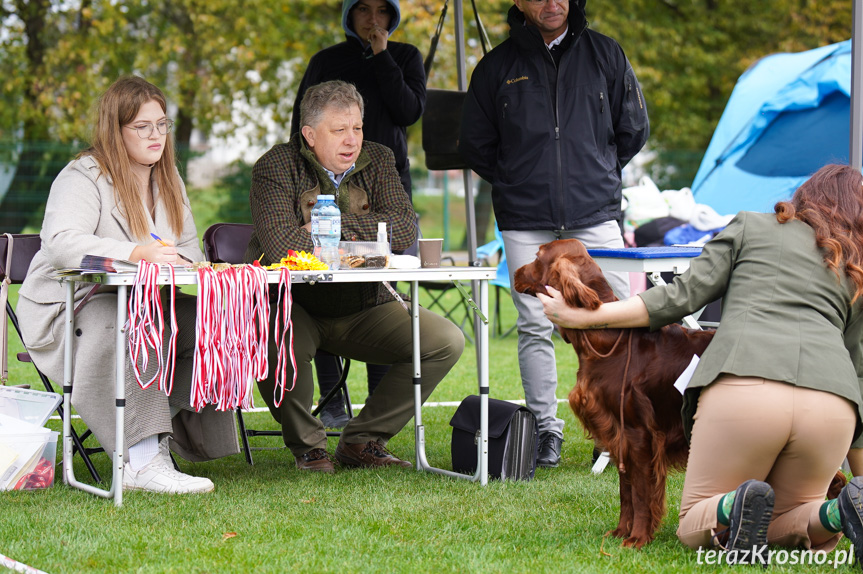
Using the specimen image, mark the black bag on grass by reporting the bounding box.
[449,395,538,481]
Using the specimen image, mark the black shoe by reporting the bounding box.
[536,432,563,468]
[320,408,350,429]
[838,476,863,567]
[724,479,774,564]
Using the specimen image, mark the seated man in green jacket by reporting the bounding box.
[244,80,464,473]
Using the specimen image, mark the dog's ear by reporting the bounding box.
[549,257,602,310]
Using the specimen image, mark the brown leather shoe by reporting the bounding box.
[295,448,335,473]
[334,440,412,469]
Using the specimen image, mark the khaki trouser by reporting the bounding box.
[677,376,856,551]
[257,300,465,457]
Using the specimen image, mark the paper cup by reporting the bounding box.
[418,239,443,268]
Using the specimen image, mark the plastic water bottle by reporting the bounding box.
[377,222,388,247]
[311,194,341,270]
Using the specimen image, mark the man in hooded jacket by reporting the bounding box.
[459,0,650,467]
[290,0,426,428]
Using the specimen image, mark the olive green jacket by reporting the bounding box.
[639,211,863,445]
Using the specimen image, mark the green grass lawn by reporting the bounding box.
[4,190,854,572]
[3,284,854,573]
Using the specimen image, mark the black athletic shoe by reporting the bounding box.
[838,476,863,568]
[725,479,774,565]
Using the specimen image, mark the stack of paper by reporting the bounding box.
[52,255,194,277]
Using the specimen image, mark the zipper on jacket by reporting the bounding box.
[553,45,567,230]
[600,91,605,114]
[503,101,508,120]
[628,79,644,110]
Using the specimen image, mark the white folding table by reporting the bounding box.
[61,266,495,506]
[587,245,706,329]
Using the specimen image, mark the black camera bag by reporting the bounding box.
[449,395,538,481]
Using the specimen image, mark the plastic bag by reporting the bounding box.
[623,176,669,227]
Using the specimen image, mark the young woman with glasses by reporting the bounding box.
[16,76,239,494]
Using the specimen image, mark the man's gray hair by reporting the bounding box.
[300,80,365,129]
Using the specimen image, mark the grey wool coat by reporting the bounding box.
[17,155,239,461]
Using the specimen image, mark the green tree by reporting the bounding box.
[0,0,853,232]
[589,0,851,187]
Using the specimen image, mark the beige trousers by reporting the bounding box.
[677,376,856,551]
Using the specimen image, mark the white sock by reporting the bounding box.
[128,435,159,471]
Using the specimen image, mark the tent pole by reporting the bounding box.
[852,0,863,171]
[454,0,484,374]
[454,0,478,265]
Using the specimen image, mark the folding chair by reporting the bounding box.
[201,223,352,465]
[0,233,103,482]
[476,224,515,338]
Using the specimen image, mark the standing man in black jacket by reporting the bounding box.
[459,0,649,467]
[291,0,426,428]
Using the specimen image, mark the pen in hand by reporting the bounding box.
[150,233,195,264]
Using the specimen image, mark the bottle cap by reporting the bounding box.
[316,194,335,200]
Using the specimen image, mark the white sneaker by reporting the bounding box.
[123,452,214,494]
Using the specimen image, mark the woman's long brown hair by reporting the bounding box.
[775,163,863,302]
[79,76,185,239]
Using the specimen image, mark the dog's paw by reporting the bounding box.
[607,527,630,540]
[621,535,653,550]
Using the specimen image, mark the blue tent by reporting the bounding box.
[691,40,853,216]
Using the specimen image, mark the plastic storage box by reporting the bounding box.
[1,430,58,490]
[338,241,390,268]
[0,386,62,427]
[0,387,62,491]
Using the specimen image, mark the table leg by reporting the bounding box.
[647,272,703,330]
[113,284,126,506]
[413,279,490,484]
[62,281,74,487]
[62,280,117,500]
[476,279,489,486]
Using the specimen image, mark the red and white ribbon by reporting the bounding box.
[126,261,177,395]
[191,264,274,411]
[273,267,296,407]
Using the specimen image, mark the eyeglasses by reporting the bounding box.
[523,0,568,5]
[124,120,174,139]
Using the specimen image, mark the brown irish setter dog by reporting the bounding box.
[513,238,715,548]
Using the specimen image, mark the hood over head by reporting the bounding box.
[342,0,401,43]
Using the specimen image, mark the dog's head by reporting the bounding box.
[513,239,617,310]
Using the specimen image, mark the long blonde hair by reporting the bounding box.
[79,76,185,239]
